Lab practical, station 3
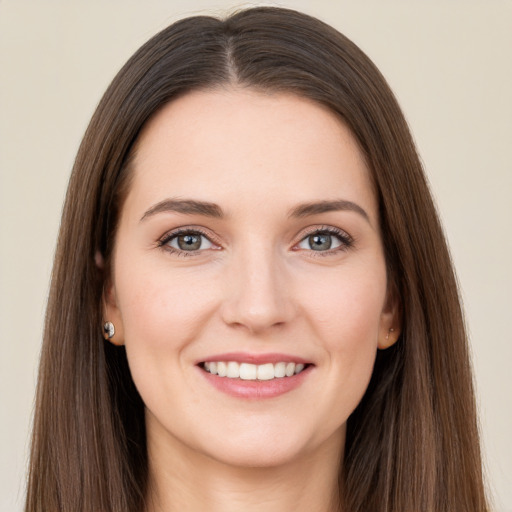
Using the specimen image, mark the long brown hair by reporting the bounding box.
[26,7,488,511]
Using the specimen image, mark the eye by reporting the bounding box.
[159,229,216,253]
[295,228,352,253]
[298,233,341,251]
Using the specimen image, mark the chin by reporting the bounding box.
[195,420,344,470]
[205,438,309,469]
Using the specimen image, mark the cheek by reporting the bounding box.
[118,266,220,350]
[113,258,231,415]
[114,264,221,413]
[300,261,387,345]
[321,288,382,377]
[297,261,386,413]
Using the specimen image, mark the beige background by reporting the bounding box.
[1,1,511,510]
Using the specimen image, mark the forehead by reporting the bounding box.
[127,88,377,220]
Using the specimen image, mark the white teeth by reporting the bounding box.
[274,362,286,378]
[203,361,308,380]
[239,363,257,380]
[217,361,227,377]
[226,361,239,378]
[257,363,274,381]
[285,362,295,377]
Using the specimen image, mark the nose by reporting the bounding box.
[220,245,295,334]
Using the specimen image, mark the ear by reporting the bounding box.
[98,251,125,347]
[378,281,402,350]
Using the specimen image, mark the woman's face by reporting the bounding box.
[105,88,399,469]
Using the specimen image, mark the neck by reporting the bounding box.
[145,424,343,512]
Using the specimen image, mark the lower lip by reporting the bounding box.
[198,365,313,399]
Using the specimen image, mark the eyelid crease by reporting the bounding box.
[295,224,353,242]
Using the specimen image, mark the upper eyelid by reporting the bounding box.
[158,226,218,244]
[296,225,352,240]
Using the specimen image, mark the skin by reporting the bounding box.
[104,88,400,512]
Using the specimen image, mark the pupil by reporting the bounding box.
[309,234,331,251]
[178,234,201,250]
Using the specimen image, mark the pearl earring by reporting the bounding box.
[103,321,115,340]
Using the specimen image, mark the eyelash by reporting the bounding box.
[157,227,216,257]
[295,226,354,257]
[157,225,354,257]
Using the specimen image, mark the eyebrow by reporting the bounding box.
[288,199,370,223]
[140,198,224,221]
[140,197,370,224]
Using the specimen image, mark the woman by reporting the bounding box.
[25,6,489,512]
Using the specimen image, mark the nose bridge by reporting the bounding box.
[222,237,293,333]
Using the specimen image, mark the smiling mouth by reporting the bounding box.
[200,361,310,380]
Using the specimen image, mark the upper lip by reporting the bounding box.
[196,352,312,365]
